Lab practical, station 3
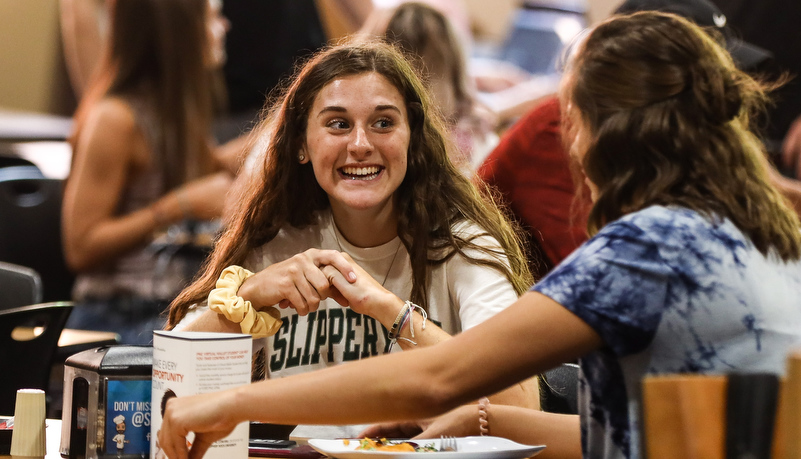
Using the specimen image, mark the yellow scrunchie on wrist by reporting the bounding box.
[208,265,282,338]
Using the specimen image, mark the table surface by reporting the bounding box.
[0,109,72,142]
[11,327,119,349]
[0,420,306,459]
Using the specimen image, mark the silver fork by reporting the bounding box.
[439,435,458,452]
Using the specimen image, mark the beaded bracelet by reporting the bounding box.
[208,265,282,338]
[387,300,427,352]
[478,397,490,436]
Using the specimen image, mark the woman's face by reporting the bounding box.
[205,0,230,68]
[301,71,411,215]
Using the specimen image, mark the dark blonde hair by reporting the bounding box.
[562,11,800,260]
[168,41,532,327]
[70,0,216,191]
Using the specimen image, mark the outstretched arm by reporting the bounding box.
[159,291,601,459]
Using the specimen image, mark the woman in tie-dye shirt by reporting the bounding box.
[157,11,801,459]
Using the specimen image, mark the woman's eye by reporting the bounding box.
[327,120,349,130]
[374,119,393,129]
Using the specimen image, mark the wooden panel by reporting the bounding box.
[642,374,728,459]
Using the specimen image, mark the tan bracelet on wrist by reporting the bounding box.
[208,265,282,338]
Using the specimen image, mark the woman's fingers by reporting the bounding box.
[244,249,358,314]
[311,249,358,282]
[159,402,189,459]
[188,432,230,459]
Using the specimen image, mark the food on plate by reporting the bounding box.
[354,438,437,452]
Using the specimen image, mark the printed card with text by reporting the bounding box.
[151,330,252,459]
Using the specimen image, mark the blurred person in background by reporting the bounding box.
[61,0,240,345]
[477,0,801,279]
[706,0,801,180]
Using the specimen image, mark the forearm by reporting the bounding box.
[214,135,251,175]
[64,191,186,271]
[395,309,451,350]
[487,376,540,410]
[179,309,240,334]
[484,405,581,459]
[231,342,465,426]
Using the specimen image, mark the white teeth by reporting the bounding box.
[342,166,380,176]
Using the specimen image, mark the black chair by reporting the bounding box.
[0,301,73,415]
[0,143,38,170]
[0,154,37,169]
[0,166,74,302]
[539,363,580,415]
[0,261,43,310]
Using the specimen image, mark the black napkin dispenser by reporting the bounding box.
[60,345,152,459]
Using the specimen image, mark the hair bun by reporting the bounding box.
[687,65,743,125]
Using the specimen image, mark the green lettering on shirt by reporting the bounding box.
[301,311,317,365]
[269,317,290,372]
[312,310,327,364]
[285,315,302,368]
[343,309,361,361]
[327,309,344,361]
[362,316,380,357]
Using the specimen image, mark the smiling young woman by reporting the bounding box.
[166,41,538,437]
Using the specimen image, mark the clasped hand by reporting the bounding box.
[236,249,394,318]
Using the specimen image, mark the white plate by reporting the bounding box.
[307,436,545,459]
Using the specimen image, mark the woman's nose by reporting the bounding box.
[348,126,373,157]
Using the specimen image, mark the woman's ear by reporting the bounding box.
[298,145,309,163]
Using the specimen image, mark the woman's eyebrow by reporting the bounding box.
[375,104,402,114]
[316,104,403,117]
[317,106,347,116]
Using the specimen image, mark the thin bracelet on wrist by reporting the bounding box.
[387,301,427,352]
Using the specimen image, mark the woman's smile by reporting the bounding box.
[339,165,384,180]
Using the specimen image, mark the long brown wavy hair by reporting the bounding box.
[69,0,216,191]
[168,41,533,327]
[561,11,801,261]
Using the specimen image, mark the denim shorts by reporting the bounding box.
[65,296,169,345]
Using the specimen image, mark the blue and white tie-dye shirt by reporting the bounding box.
[533,205,801,459]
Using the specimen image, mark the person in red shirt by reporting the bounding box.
[477,96,590,276]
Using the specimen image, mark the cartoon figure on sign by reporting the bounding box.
[112,414,130,457]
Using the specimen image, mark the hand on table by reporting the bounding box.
[238,249,357,316]
[358,404,478,440]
